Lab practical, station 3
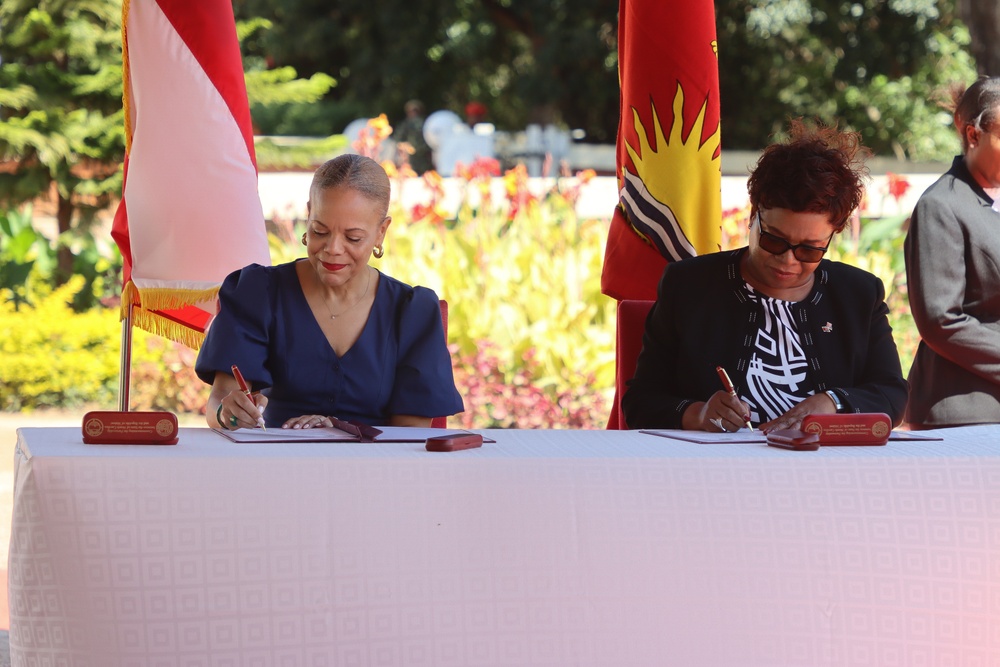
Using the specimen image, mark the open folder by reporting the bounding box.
[212,417,492,444]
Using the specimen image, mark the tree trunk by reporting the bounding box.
[55,194,74,285]
[958,0,1000,77]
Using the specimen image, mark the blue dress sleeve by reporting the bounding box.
[194,263,275,389]
[388,287,464,417]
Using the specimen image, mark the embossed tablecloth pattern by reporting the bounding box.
[9,426,1000,666]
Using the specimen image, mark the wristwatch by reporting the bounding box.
[824,389,844,413]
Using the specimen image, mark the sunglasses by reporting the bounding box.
[754,212,833,263]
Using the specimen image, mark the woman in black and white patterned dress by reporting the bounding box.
[623,120,909,433]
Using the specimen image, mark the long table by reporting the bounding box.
[9,426,1000,666]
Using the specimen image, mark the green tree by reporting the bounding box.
[238,17,344,168]
[232,0,620,143]
[716,0,977,159]
[235,0,980,160]
[958,0,1000,77]
[0,3,341,309]
[0,0,125,284]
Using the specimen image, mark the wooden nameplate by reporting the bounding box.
[800,413,891,446]
[83,411,179,445]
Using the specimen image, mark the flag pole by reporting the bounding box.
[118,301,133,411]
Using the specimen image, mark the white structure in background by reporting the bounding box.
[324,118,940,220]
[423,110,495,177]
[342,111,578,177]
[501,124,572,176]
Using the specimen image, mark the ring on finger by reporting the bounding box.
[709,417,724,431]
[229,415,239,427]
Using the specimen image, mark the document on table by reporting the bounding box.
[212,426,492,443]
[639,430,765,444]
[639,429,943,444]
[213,427,362,443]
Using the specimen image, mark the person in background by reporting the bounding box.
[392,99,432,175]
[196,154,463,430]
[904,76,1000,428]
[464,101,489,128]
[623,119,908,432]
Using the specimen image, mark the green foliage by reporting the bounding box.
[717,0,976,160]
[62,226,123,310]
[0,204,54,309]
[240,15,337,110]
[371,167,615,427]
[0,0,125,282]
[128,338,206,415]
[0,201,122,312]
[232,0,620,142]
[450,342,607,429]
[0,277,204,413]
[246,68,337,107]
[233,0,978,158]
[0,0,124,190]
[237,16,341,166]
[829,213,917,374]
[0,277,119,410]
[253,135,349,171]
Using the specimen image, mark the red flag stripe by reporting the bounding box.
[154,0,256,169]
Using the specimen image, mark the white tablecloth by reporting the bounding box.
[9,426,1000,666]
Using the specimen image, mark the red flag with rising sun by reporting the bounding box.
[601,0,722,301]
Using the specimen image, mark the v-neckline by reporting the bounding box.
[291,260,379,360]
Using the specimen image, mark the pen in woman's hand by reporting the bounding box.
[231,364,266,430]
[715,366,754,431]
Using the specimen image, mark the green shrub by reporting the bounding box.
[0,204,56,310]
[0,278,119,410]
[0,278,206,413]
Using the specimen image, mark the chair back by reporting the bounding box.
[606,299,655,429]
[431,300,449,429]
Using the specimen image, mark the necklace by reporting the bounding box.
[322,267,372,319]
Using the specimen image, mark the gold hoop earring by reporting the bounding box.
[372,244,384,259]
[301,233,307,246]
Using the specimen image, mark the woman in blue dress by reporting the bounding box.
[196,154,464,430]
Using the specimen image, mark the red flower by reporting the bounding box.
[886,172,911,202]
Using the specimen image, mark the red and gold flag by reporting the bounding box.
[112,0,270,348]
[601,0,722,301]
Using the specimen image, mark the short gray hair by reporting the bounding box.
[310,154,391,217]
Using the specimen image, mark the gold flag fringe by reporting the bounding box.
[131,309,207,349]
[121,0,132,152]
[120,281,218,349]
